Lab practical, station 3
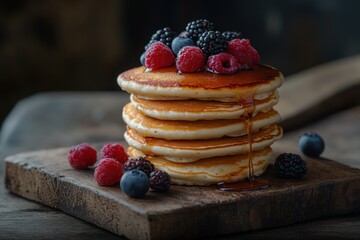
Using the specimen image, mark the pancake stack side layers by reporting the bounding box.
[118,65,284,186]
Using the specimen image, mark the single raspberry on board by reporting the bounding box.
[94,158,123,186]
[227,39,260,69]
[176,46,205,73]
[206,53,238,74]
[150,170,171,192]
[145,42,175,70]
[68,143,97,169]
[99,143,128,164]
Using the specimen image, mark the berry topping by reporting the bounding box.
[197,31,228,57]
[185,19,215,41]
[171,36,195,55]
[100,143,128,164]
[123,156,155,177]
[94,158,123,186]
[274,153,307,179]
[206,53,238,74]
[140,52,146,66]
[227,39,260,69]
[299,132,325,157]
[222,31,241,41]
[120,170,150,198]
[176,46,205,73]
[68,143,97,170]
[150,170,171,192]
[144,27,177,50]
[145,42,175,71]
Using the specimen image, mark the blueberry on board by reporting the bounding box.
[171,36,195,55]
[120,170,149,198]
[299,132,325,157]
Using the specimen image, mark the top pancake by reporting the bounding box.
[118,65,283,100]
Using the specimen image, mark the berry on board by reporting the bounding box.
[274,153,307,179]
[94,158,123,186]
[120,170,150,198]
[123,156,155,177]
[227,39,260,69]
[176,46,205,73]
[150,170,171,192]
[206,53,238,74]
[145,42,175,71]
[68,143,97,170]
[100,143,128,164]
[299,132,325,157]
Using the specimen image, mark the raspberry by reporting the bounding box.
[150,170,171,192]
[94,158,123,186]
[123,156,155,177]
[68,143,97,169]
[274,153,307,179]
[145,42,175,70]
[176,46,205,73]
[206,53,238,74]
[99,143,128,164]
[227,39,260,69]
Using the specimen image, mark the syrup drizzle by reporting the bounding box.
[218,91,271,191]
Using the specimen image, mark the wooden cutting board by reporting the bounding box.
[5,140,360,240]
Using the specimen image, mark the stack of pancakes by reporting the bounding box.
[117,64,283,185]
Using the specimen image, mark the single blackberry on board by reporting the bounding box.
[123,156,155,177]
[222,31,241,41]
[145,27,177,50]
[150,170,171,192]
[274,153,307,179]
[197,31,228,57]
[185,19,215,41]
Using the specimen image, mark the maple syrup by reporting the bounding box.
[218,91,271,191]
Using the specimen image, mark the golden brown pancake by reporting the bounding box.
[130,91,279,121]
[125,124,282,162]
[127,146,273,186]
[122,102,281,140]
[118,65,283,100]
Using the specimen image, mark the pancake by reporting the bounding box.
[124,124,282,162]
[122,102,281,140]
[130,91,279,121]
[127,146,273,186]
[118,65,283,101]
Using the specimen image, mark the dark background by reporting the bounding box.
[1,0,359,126]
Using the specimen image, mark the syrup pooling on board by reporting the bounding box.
[217,90,271,191]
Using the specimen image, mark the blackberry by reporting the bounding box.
[197,31,228,57]
[185,19,215,41]
[145,27,177,50]
[150,170,171,192]
[274,153,307,179]
[123,156,155,177]
[222,31,241,41]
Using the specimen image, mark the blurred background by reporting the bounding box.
[1,0,360,126]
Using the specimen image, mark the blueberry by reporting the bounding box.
[299,132,325,157]
[140,52,146,66]
[171,36,195,55]
[120,170,149,198]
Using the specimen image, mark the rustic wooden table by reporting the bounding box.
[1,56,360,239]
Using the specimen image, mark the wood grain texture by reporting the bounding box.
[276,54,360,130]
[5,144,360,240]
